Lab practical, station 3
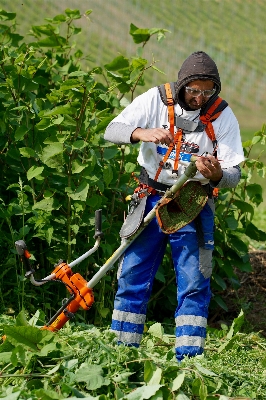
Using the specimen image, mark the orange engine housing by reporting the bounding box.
[42,262,94,332]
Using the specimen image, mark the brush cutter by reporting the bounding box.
[15,156,199,332]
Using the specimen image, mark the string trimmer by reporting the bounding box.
[15,156,198,332]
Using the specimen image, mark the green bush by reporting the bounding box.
[0,8,265,329]
[0,9,168,324]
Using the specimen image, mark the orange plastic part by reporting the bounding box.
[41,262,94,332]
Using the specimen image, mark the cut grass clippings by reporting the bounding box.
[0,310,265,399]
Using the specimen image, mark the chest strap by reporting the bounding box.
[155,83,228,180]
[199,96,224,156]
[154,82,183,181]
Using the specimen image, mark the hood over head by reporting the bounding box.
[175,51,221,110]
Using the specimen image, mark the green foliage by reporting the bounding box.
[211,124,266,309]
[0,7,266,332]
[129,23,170,45]
[0,9,166,322]
[0,310,265,399]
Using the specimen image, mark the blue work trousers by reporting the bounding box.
[111,193,215,361]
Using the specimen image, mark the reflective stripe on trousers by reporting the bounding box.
[111,194,214,361]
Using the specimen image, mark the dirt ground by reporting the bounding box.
[209,251,266,337]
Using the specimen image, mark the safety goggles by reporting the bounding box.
[185,86,216,98]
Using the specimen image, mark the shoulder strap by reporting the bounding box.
[201,96,228,121]
[164,82,175,135]
[200,96,228,143]
[154,83,182,181]
[201,96,228,198]
[158,82,177,106]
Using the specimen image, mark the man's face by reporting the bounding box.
[184,79,215,110]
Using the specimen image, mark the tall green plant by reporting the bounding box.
[0,9,169,322]
[211,124,266,310]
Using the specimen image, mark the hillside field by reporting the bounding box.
[1,0,266,132]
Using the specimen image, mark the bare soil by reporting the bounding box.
[209,251,266,337]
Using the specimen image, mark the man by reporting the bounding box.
[104,51,244,361]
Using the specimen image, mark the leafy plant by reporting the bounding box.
[0,9,168,324]
[210,124,266,310]
[0,7,266,331]
[0,309,265,399]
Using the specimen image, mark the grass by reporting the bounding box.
[0,310,266,399]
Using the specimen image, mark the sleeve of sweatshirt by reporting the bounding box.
[210,165,241,188]
[104,121,137,144]
[104,89,155,144]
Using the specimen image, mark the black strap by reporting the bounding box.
[200,95,228,117]
[158,82,177,105]
[139,167,171,192]
[147,178,171,192]
[139,167,213,196]
[194,215,205,247]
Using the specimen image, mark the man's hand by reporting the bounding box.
[196,154,223,182]
[131,127,173,146]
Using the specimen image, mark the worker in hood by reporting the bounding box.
[104,51,244,362]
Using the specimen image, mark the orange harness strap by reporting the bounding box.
[200,97,223,143]
[173,128,183,172]
[199,97,224,198]
[165,82,175,136]
[154,143,174,181]
[154,83,182,181]
[151,87,224,196]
